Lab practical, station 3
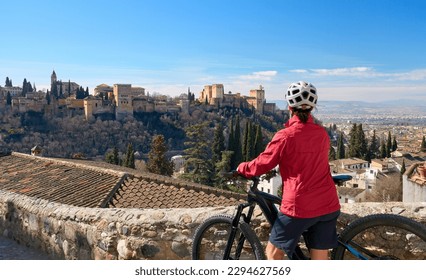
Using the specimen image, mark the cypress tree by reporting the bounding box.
[245,120,254,161]
[421,136,426,152]
[368,130,379,160]
[6,92,11,106]
[380,138,387,158]
[337,132,345,159]
[392,136,398,152]
[254,124,264,157]
[242,120,249,162]
[123,143,135,168]
[348,123,358,158]
[329,141,336,161]
[357,124,368,160]
[68,80,71,97]
[233,115,243,166]
[212,122,225,165]
[386,131,392,157]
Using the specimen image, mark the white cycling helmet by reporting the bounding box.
[286,81,318,109]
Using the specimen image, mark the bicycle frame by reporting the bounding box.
[223,174,353,260]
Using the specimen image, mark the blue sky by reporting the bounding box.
[1,0,426,103]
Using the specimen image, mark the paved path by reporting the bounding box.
[0,236,50,260]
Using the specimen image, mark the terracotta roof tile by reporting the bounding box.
[1,152,245,209]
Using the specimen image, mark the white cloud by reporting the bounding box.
[238,70,278,81]
[289,69,308,73]
[288,67,426,82]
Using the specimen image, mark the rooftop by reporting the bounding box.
[0,152,244,209]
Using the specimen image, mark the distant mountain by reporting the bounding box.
[268,99,426,114]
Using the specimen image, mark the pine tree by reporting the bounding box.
[146,135,173,176]
[180,122,213,185]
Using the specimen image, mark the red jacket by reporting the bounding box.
[237,115,340,218]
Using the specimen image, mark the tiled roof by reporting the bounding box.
[0,152,123,208]
[107,176,244,208]
[0,152,245,209]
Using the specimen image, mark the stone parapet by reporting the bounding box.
[0,189,425,260]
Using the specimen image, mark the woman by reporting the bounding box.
[237,81,340,260]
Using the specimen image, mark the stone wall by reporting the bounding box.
[1,189,425,260]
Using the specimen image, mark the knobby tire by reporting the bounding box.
[332,213,426,260]
[192,215,266,260]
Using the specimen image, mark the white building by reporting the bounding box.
[403,162,426,202]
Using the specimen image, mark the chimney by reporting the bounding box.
[31,145,43,157]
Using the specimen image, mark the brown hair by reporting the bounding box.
[291,107,312,123]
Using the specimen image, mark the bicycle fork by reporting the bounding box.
[223,202,255,260]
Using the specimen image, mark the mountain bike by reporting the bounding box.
[192,172,426,260]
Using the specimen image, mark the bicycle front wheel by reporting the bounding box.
[332,214,426,260]
[192,215,266,260]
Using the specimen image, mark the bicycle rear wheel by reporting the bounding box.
[332,214,426,260]
[192,215,266,260]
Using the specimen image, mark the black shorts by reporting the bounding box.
[269,210,340,259]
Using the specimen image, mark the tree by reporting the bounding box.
[212,122,225,165]
[348,124,358,158]
[380,138,387,158]
[421,136,426,152]
[386,131,392,158]
[336,132,345,159]
[368,130,380,161]
[123,143,135,168]
[51,79,58,99]
[6,92,11,106]
[68,80,71,97]
[329,141,336,161]
[146,135,173,176]
[105,147,119,165]
[213,150,234,188]
[392,136,398,152]
[180,122,213,185]
[254,124,264,157]
[5,77,12,87]
[357,124,368,160]
[233,115,243,166]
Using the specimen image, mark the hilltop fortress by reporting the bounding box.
[0,71,278,120]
